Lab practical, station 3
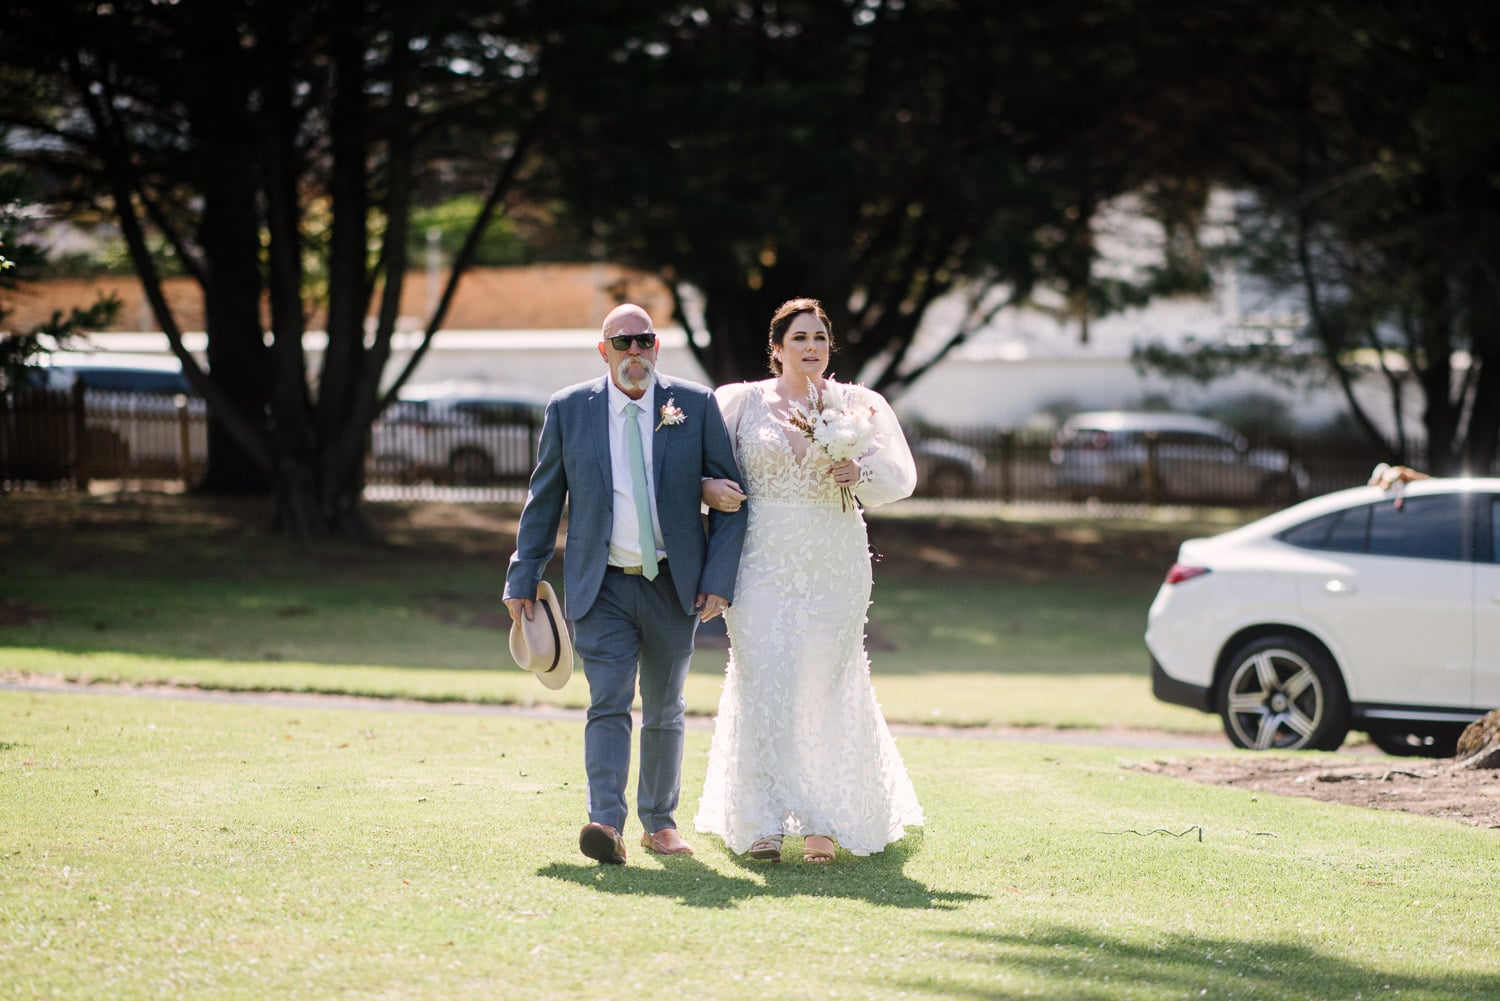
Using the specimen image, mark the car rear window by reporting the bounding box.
[1278,493,1467,561]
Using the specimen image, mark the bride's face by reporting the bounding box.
[778,314,830,385]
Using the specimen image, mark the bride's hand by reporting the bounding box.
[828,458,860,488]
[702,477,747,512]
[696,592,729,622]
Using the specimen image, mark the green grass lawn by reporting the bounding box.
[3,690,1495,1000]
[0,492,1223,732]
[4,494,1493,999]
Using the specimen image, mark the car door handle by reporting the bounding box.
[1324,579,1356,595]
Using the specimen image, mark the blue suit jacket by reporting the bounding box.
[504,373,748,619]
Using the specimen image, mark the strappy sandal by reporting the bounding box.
[747,834,784,862]
[803,835,836,864]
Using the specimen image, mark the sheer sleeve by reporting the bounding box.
[844,383,917,508]
[713,381,757,470]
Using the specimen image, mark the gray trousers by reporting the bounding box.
[571,565,698,833]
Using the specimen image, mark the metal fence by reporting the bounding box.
[916,422,1411,505]
[2,386,1418,506]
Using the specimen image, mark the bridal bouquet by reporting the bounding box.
[783,380,878,511]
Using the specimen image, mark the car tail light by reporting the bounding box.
[1163,564,1210,585]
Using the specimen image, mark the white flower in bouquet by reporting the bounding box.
[782,380,878,510]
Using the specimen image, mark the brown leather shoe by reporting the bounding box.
[640,828,694,856]
[579,822,627,864]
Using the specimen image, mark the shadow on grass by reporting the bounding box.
[538,833,982,911]
[890,924,1498,999]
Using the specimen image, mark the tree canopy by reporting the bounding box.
[3,0,1495,533]
[1,0,549,534]
[536,0,1238,391]
[1133,3,1500,473]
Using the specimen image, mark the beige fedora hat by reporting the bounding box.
[508,581,573,689]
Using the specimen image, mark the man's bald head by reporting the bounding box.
[602,303,653,338]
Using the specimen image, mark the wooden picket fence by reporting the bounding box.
[1,385,205,489]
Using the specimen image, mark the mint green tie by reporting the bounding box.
[625,403,658,580]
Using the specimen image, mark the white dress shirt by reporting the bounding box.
[605,378,665,568]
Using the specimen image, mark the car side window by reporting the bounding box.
[1278,511,1339,549]
[1321,505,1372,553]
[1278,506,1371,553]
[1279,495,1465,561]
[1366,494,1466,561]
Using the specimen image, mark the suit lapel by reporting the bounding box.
[650,377,671,484]
[586,377,612,491]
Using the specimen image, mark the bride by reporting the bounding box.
[694,297,924,863]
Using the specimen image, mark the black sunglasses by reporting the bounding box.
[607,332,657,351]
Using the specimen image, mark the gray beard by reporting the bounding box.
[616,357,654,392]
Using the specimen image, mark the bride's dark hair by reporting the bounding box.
[767,297,834,375]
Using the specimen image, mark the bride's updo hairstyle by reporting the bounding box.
[767,297,834,375]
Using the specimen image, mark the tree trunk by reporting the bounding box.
[1463,346,1499,476]
[271,447,372,541]
[194,115,272,494]
[167,1,276,495]
[692,285,786,385]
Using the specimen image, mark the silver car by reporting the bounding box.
[1146,477,1500,756]
[1051,411,1308,504]
[369,382,546,485]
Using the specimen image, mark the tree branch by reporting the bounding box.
[69,49,273,472]
[380,109,545,409]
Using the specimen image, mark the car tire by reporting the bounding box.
[1365,725,1461,759]
[1216,635,1350,751]
[448,447,495,486]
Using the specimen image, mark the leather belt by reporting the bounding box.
[610,560,667,576]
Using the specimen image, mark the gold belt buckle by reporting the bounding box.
[621,565,644,576]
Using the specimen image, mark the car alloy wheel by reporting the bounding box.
[1217,635,1349,751]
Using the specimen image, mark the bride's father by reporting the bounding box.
[504,303,748,864]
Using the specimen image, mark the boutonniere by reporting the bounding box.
[655,398,686,431]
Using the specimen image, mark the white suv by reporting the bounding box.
[1147,478,1500,756]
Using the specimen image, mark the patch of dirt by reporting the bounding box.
[1134,756,1500,829]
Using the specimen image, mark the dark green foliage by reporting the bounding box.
[1134,3,1500,473]
[535,0,1239,390]
[0,148,121,389]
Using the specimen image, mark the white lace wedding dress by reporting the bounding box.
[694,379,924,855]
